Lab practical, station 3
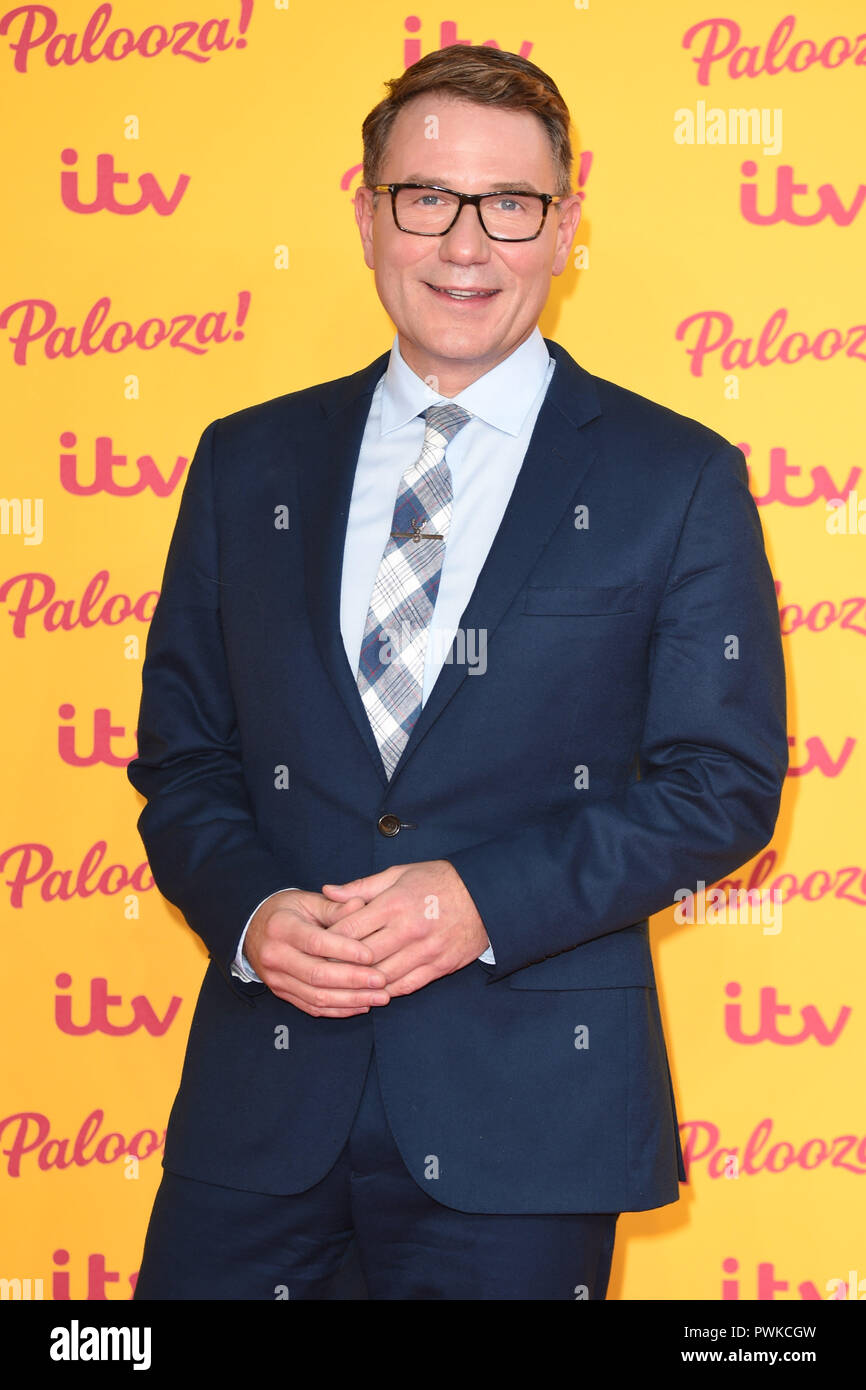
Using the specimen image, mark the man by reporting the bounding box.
[128,45,787,1300]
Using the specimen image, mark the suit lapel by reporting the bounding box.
[299,350,392,784]
[298,339,603,786]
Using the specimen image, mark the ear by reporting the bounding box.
[354,186,376,270]
[551,194,582,277]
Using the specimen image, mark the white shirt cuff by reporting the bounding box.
[230,889,298,983]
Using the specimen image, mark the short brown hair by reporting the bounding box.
[362,46,574,196]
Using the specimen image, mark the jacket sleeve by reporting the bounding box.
[127,419,293,996]
[446,442,788,982]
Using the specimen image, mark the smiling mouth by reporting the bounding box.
[426,284,499,300]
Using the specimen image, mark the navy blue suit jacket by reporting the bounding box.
[128,338,787,1213]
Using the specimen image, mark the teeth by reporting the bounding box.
[439,289,493,298]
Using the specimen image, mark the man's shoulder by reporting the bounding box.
[594,372,736,459]
[546,339,739,465]
[209,349,391,447]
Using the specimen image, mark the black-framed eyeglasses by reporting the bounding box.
[369,183,563,242]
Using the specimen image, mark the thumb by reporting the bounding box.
[322,866,404,901]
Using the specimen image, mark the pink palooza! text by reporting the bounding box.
[0,1,253,73]
[0,291,251,365]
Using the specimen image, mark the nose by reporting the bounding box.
[438,200,491,262]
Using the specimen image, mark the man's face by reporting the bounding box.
[354,95,581,394]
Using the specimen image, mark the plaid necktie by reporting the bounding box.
[356,402,472,779]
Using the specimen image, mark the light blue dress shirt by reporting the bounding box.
[232,327,556,981]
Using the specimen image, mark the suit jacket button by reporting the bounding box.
[377,813,402,837]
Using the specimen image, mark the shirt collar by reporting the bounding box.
[379,327,552,438]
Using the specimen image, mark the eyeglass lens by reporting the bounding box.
[394,187,544,239]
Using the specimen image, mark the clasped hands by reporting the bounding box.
[243,861,490,1018]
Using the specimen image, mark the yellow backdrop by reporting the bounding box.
[2,0,863,1301]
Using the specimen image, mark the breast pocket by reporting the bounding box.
[522,585,642,616]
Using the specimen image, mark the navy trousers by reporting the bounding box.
[133,1049,618,1301]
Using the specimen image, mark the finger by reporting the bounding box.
[321,866,407,901]
[376,964,436,998]
[367,942,430,983]
[266,956,391,1008]
[307,954,389,993]
[315,895,367,928]
[278,972,391,1010]
[323,897,395,942]
[272,990,372,1019]
[281,916,375,965]
[328,894,367,921]
[263,942,389,992]
[339,919,417,961]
